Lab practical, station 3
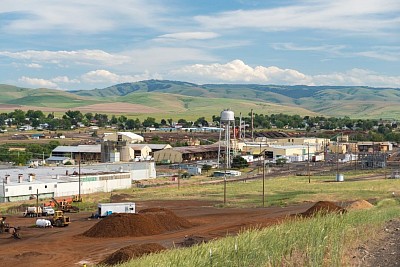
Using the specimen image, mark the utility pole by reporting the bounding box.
[262,149,265,207]
[308,143,310,184]
[336,140,339,178]
[36,189,39,218]
[78,152,81,201]
[178,167,181,189]
[224,153,227,205]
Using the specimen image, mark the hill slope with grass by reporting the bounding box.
[2,80,400,119]
[71,80,400,119]
[0,85,105,109]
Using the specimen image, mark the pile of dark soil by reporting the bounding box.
[82,208,192,238]
[301,201,347,217]
[178,235,209,247]
[100,243,165,265]
[109,193,134,203]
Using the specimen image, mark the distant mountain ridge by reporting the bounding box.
[1,80,400,119]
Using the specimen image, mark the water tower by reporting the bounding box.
[218,109,236,169]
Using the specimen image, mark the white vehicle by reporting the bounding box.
[36,219,52,228]
[42,207,55,216]
[23,206,43,217]
[97,202,135,217]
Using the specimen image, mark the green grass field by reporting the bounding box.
[110,170,398,208]
[91,169,400,267]
[115,204,400,267]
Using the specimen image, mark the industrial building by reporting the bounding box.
[153,145,223,163]
[0,166,131,203]
[103,132,144,143]
[51,145,101,163]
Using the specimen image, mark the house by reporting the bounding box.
[31,133,46,139]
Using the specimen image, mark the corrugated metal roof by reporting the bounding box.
[146,144,171,150]
[52,145,101,153]
[128,144,150,150]
[171,145,223,154]
[47,156,70,161]
[118,132,144,141]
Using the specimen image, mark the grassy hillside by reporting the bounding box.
[0,84,31,102]
[71,80,400,119]
[116,92,316,121]
[1,87,105,108]
[3,81,400,119]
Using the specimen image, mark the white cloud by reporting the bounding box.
[157,32,219,41]
[271,43,345,53]
[313,69,400,87]
[0,49,130,66]
[171,60,312,84]
[356,50,400,62]
[171,60,400,87]
[25,63,42,68]
[19,76,58,89]
[81,69,162,84]
[52,76,80,84]
[0,0,170,34]
[195,0,400,34]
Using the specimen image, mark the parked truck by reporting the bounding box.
[23,206,55,217]
[97,202,135,217]
[23,207,42,217]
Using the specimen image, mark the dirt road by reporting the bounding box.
[0,200,313,266]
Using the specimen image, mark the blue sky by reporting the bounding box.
[0,0,399,90]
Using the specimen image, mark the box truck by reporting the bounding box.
[97,202,136,217]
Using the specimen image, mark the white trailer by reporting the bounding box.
[97,202,136,217]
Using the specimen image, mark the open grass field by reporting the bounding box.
[112,170,399,208]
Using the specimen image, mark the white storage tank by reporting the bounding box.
[220,110,235,122]
[336,173,344,182]
[36,219,52,228]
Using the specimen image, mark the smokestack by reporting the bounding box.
[18,173,23,183]
[4,174,10,184]
[28,173,36,182]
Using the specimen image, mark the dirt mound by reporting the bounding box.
[347,200,374,211]
[100,243,165,266]
[82,208,192,238]
[177,235,209,247]
[301,201,347,217]
[110,193,134,203]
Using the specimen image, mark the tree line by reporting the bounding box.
[1,109,399,142]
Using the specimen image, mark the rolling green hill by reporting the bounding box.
[71,80,400,119]
[2,80,400,119]
[0,86,105,108]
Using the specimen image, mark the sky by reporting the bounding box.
[0,0,399,90]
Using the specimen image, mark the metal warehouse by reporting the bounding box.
[153,144,224,163]
[0,161,157,203]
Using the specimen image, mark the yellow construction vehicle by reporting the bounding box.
[51,198,79,213]
[51,211,70,227]
[72,195,83,203]
[0,217,10,233]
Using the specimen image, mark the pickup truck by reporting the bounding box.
[42,207,55,216]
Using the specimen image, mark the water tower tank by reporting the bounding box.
[220,110,235,122]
